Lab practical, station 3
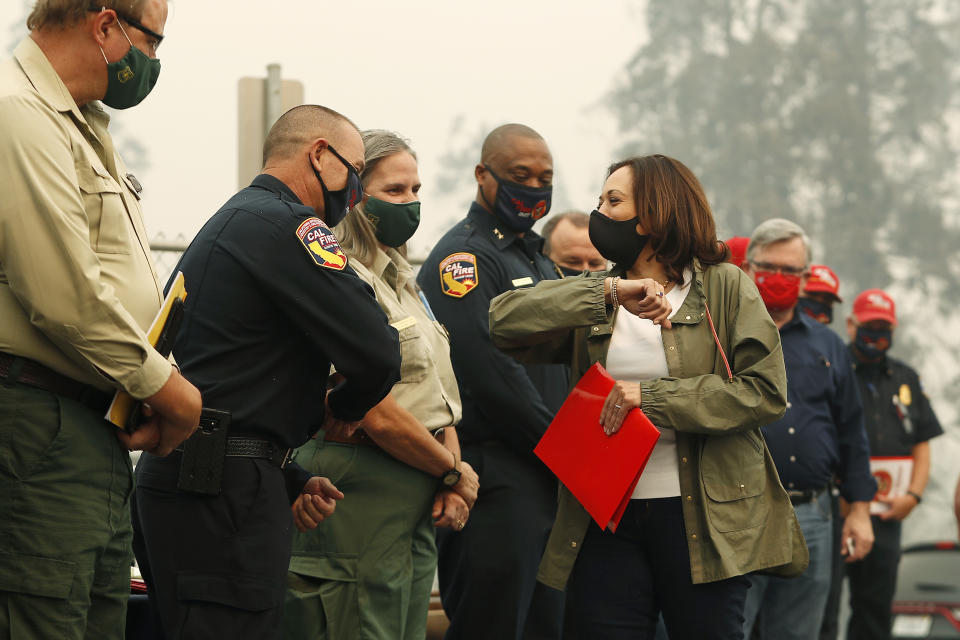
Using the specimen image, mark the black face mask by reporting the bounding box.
[313,145,362,227]
[854,326,893,362]
[482,165,552,232]
[588,210,649,266]
[796,297,834,324]
[557,265,584,278]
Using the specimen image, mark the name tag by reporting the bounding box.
[390,316,417,331]
[511,277,534,288]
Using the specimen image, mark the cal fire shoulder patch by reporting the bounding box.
[439,252,478,298]
[296,218,347,271]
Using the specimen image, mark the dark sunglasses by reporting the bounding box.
[88,6,164,47]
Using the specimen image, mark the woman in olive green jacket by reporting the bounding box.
[489,155,807,639]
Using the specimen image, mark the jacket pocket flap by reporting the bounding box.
[287,553,358,583]
[0,550,76,599]
[700,432,766,502]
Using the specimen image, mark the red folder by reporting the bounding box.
[535,363,661,532]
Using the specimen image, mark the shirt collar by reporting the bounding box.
[369,246,413,294]
[780,307,818,334]
[14,37,80,116]
[250,174,304,206]
[466,202,544,252]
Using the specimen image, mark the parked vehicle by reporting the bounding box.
[891,542,960,639]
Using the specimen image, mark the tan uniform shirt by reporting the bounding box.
[0,38,171,399]
[350,247,461,431]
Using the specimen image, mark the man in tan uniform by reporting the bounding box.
[0,2,200,638]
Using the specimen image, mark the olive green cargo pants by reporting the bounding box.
[284,439,437,640]
[0,384,133,640]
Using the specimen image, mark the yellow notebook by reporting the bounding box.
[105,271,187,430]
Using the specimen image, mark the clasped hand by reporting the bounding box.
[616,278,673,328]
[292,476,344,533]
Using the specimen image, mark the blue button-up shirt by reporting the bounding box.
[761,311,876,502]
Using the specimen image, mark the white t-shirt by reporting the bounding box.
[605,268,693,499]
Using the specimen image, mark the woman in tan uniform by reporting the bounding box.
[283,130,479,639]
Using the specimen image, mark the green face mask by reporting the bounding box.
[363,196,421,247]
[99,22,161,109]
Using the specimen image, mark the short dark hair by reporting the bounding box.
[261,105,358,166]
[606,155,728,282]
[480,123,543,163]
[541,210,589,256]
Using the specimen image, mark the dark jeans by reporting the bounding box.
[565,498,749,640]
[846,517,901,640]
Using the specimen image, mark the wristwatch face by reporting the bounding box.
[442,469,461,486]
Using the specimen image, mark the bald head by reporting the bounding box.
[262,105,358,166]
[480,123,544,164]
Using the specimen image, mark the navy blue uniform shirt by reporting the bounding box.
[168,174,401,453]
[417,203,569,454]
[761,311,876,502]
[850,349,943,457]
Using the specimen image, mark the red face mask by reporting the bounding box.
[754,271,801,312]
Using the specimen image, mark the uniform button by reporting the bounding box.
[685,315,691,320]
[686,495,693,501]
[669,346,675,351]
[786,402,792,409]
[788,427,796,435]
[740,484,746,490]
[691,534,697,540]
[570,541,577,548]
[681,457,688,463]
[789,455,797,462]
[788,482,795,489]
[592,326,599,332]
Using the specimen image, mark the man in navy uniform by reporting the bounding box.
[418,123,568,639]
[845,289,943,640]
[133,105,401,639]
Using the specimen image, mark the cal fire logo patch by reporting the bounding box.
[439,253,478,298]
[296,218,347,271]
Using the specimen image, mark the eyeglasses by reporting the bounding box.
[748,260,808,277]
[89,6,165,51]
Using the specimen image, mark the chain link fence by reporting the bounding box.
[150,234,425,284]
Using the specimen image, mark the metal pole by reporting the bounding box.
[264,63,282,134]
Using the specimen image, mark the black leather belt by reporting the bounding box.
[176,438,293,469]
[0,351,113,414]
[787,486,828,505]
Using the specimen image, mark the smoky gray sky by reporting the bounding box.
[3,0,647,256]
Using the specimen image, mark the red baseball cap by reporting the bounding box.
[726,236,749,267]
[852,289,897,326]
[804,264,842,302]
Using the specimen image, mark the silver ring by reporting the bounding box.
[614,404,622,409]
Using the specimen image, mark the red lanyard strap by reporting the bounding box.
[703,300,733,381]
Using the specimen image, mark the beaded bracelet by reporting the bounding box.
[611,276,621,310]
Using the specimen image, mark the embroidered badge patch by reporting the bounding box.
[439,253,478,298]
[296,218,347,271]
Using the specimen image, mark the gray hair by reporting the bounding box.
[29,0,148,29]
[335,130,417,268]
[746,218,812,266]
